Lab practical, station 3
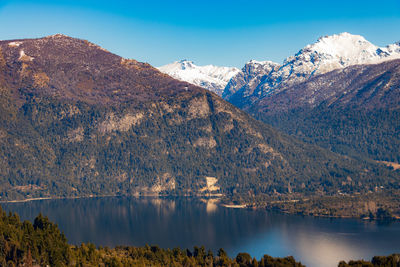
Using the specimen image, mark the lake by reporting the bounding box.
[2,197,400,267]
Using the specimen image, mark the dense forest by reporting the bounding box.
[2,90,400,219]
[256,107,400,164]
[252,107,400,218]
[247,59,400,165]
[0,206,398,267]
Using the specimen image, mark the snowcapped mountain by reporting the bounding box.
[224,32,400,106]
[158,60,240,95]
[277,32,400,83]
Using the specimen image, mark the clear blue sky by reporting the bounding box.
[1,0,400,67]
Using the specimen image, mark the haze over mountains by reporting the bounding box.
[0,34,398,202]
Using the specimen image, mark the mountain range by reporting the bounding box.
[239,33,400,164]
[161,33,400,163]
[225,32,400,107]
[0,34,398,203]
[161,33,400,108]
[158,60,239,95]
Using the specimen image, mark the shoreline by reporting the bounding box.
[221,203,247,209]
[1,195,399,222]
[0,194,118,204]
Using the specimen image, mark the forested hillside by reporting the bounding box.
[0,35,399,214]
[251,59,400,163]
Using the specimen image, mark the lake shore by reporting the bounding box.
[2,194,399,221]
[0,194,118,204]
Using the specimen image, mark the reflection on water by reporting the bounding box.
[200,198,218,214]
[2,197,400,267]
[294,231,364,266]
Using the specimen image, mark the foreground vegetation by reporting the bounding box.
[338,255,400,267]
[0,206,304,266]
[0,206,399,266]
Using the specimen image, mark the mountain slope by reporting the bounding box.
[0,35,398,201]
[224,33,400,108]
[251,59,400,162]
[1,34,199,105]
[255,59,400,113]
[158,60,239,95]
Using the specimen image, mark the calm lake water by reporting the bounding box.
[2,197,400,267]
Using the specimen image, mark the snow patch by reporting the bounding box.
[8,41,22,47]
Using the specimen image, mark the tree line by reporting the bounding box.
[0,206,399,266]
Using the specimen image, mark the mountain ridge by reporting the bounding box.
[224,32,400,107]
[0,34,203,106]
[254,58,400,113]
[158,59,240,95]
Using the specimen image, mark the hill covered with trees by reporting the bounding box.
[0,35,399,219]
[250,59,400,164]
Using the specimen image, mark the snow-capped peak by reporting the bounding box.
[158,60,240,95]
[284,32,400,74]
[277,32,400,85]
[176,59,195,70]
[224,32,400,102]
[309,32,376,62]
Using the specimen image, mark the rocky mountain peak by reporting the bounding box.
[222,60,280,101]
[178,59,195,69]
[290,32,390,69]
[243,60,279,73]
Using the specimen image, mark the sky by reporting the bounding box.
[0,0,400,68]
